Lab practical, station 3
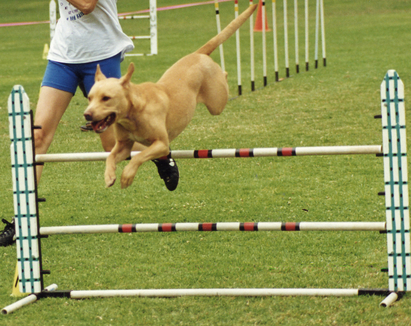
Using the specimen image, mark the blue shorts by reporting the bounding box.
[41,53,122,97]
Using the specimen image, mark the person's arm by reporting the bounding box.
[67,0,98,15]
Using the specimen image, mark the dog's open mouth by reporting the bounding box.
[91,113,116,133]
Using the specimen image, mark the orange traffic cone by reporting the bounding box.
[254,0,271,32]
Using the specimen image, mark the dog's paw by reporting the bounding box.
[105,172,117,188]
[120,165,137,189]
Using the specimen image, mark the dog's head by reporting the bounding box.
[83,63,135,133]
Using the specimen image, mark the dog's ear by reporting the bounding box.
[120,63,135,87]
[95,64,107,82]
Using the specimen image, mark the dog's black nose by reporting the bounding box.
[84,113,93,121]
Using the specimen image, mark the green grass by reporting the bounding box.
[1,0,411,324]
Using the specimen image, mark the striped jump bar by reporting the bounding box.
[35,145,382,163]
[39,222,386,235]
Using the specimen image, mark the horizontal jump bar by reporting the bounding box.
[35,145,383,163]
[39,222,386,235]
[41,288,392,299]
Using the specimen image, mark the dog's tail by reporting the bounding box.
[195,4,257,56]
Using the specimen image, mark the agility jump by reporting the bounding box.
[2,70,409,314]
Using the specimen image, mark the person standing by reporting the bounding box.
[1,0,179,247]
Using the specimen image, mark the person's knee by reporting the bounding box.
[33,129,46,152]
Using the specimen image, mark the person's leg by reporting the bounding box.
[34,87,73,182]
[34,60,79,182]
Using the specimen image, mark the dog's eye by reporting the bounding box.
[102,96,111,101]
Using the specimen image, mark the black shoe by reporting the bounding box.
[80,122,93,132]
[0,219,16,247]
[152,156,179,191]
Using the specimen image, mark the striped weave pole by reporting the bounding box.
[35,145,382,163]
[39,222,386,236]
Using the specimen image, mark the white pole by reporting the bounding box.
[250,0,255,91]
[1,284,58,315]
[283,0,289,77]
[380,292,399,308]
[272,0,279,81]
[305,0,309,71]
[262,0,267,86]
[235,0,242,95]
[320,0,326,66]
[294,0,299,73]
[315,0,319,68]
[70,288,361,299]
[214,0,225,72]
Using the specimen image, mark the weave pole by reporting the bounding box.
[305,0,309,71]
[320,0,326,66]
[314,0,320,68]
[234,0,242,95]
[262,0,268,86]
[249,0,256,91]
[283,0,290,77]
[294,0,299,73]
[272,0,279,81]
[214,0,226,72]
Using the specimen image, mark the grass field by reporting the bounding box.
[1,0,411,324]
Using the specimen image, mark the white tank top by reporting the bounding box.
[48,0,134,63]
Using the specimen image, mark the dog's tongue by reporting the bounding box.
[91,120,107,133]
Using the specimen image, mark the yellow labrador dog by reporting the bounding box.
[84,5,257,189]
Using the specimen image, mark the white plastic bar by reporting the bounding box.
[70,288,361,299]
[1,284,58,315]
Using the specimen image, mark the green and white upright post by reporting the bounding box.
[8,85,44,294]
[381,70,411,292]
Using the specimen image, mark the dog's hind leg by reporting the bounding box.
[198,65,229,116]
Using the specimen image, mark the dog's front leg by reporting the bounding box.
[121,140,169,189]
[105,140,134,187]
